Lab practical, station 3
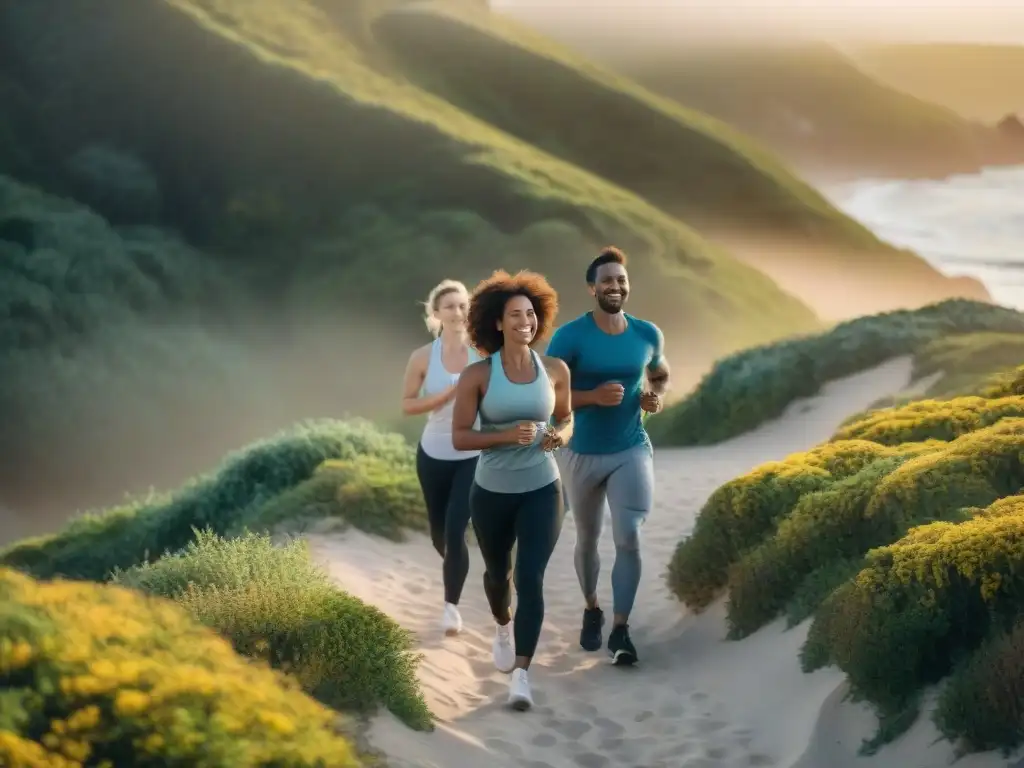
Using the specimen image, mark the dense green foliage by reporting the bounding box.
[0,419,421,582]
[648,300,1024,447]
[1,418,433,750]
[668,326,1024,754]
[0,565,363,767]
[114,531,431,729]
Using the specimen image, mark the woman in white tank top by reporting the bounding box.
[400,279,482,636]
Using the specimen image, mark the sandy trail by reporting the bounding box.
[309,357,1013,768]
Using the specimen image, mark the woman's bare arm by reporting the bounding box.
[451,362,518,451]
[400,346,455,416]
[543,356,574,447]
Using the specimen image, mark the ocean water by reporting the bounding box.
[823,164,1024,310]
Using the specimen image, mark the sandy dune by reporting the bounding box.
[309,357,1015,768]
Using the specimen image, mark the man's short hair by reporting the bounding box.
[585,246,627,284]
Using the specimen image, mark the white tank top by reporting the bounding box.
[419,338,482,461]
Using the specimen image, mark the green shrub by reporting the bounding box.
[0,419,415,582]
[911,331,1024,385]
[934,620,1024,754]
[725,420,1024,638]
[667,439,909,609]
[0,565,362,767]
[236,455,427,541]
[113,531,431,730]
[648,299,1024,447]
[726,455,910,638]
[833,395,1024,445]
[980,364,1024,398]
[729,421,1024,638]
[807,490,1024,729]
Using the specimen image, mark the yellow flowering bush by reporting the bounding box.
[833,395,1024,446]
[113,531,432,731]
[667,439,906,608]
[0,566,362,767]
[806,494,1024,731]
[0,419,420,582]
[727,420,1024,637]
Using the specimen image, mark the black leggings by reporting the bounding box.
[415,444,478,605]
[470,479,564,659]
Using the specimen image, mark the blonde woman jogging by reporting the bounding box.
[401,279,483,636]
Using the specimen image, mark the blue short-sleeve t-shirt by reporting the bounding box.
[545,312,665,455]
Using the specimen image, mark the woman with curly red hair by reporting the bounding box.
[451,269,574,711]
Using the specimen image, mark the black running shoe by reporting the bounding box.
[608,624,638,666]
[580,607,604,652]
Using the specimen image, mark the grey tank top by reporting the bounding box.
[475,348,559,494]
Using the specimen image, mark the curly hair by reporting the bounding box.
[467,269,559,355]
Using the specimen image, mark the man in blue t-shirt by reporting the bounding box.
[545,246,670,666]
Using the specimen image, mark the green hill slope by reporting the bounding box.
[372,2,878,246]
[383,8,989,312]
[851,43,1024,122]
[0,0,825,515]
[493,14,1013,179]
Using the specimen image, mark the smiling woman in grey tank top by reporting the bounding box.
[451,269,573,712]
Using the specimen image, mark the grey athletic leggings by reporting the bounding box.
[561,444,655,618]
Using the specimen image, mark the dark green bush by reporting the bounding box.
[0,419,415,581]
[648,299,1024,447]
[935,619,1024,754]
[237,455,427,541]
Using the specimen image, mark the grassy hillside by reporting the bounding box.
[493,13,1016,179]
[0,0,835,516]
[372,2,877,245]
[667,349,1024,755]
[852,43,1024,122]
[371,6,998,314]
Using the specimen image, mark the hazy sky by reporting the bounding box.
[493,0,1024,44]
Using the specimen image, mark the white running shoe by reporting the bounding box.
[441,603,463,636]
[507,668,533,711]
[492,623,515,673]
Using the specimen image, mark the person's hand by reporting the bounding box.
[593,382,625,407]
[541,426,564,452]
[504,421,538,446]
[640,391,662,414]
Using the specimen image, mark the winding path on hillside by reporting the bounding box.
[308,357,1009,768]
